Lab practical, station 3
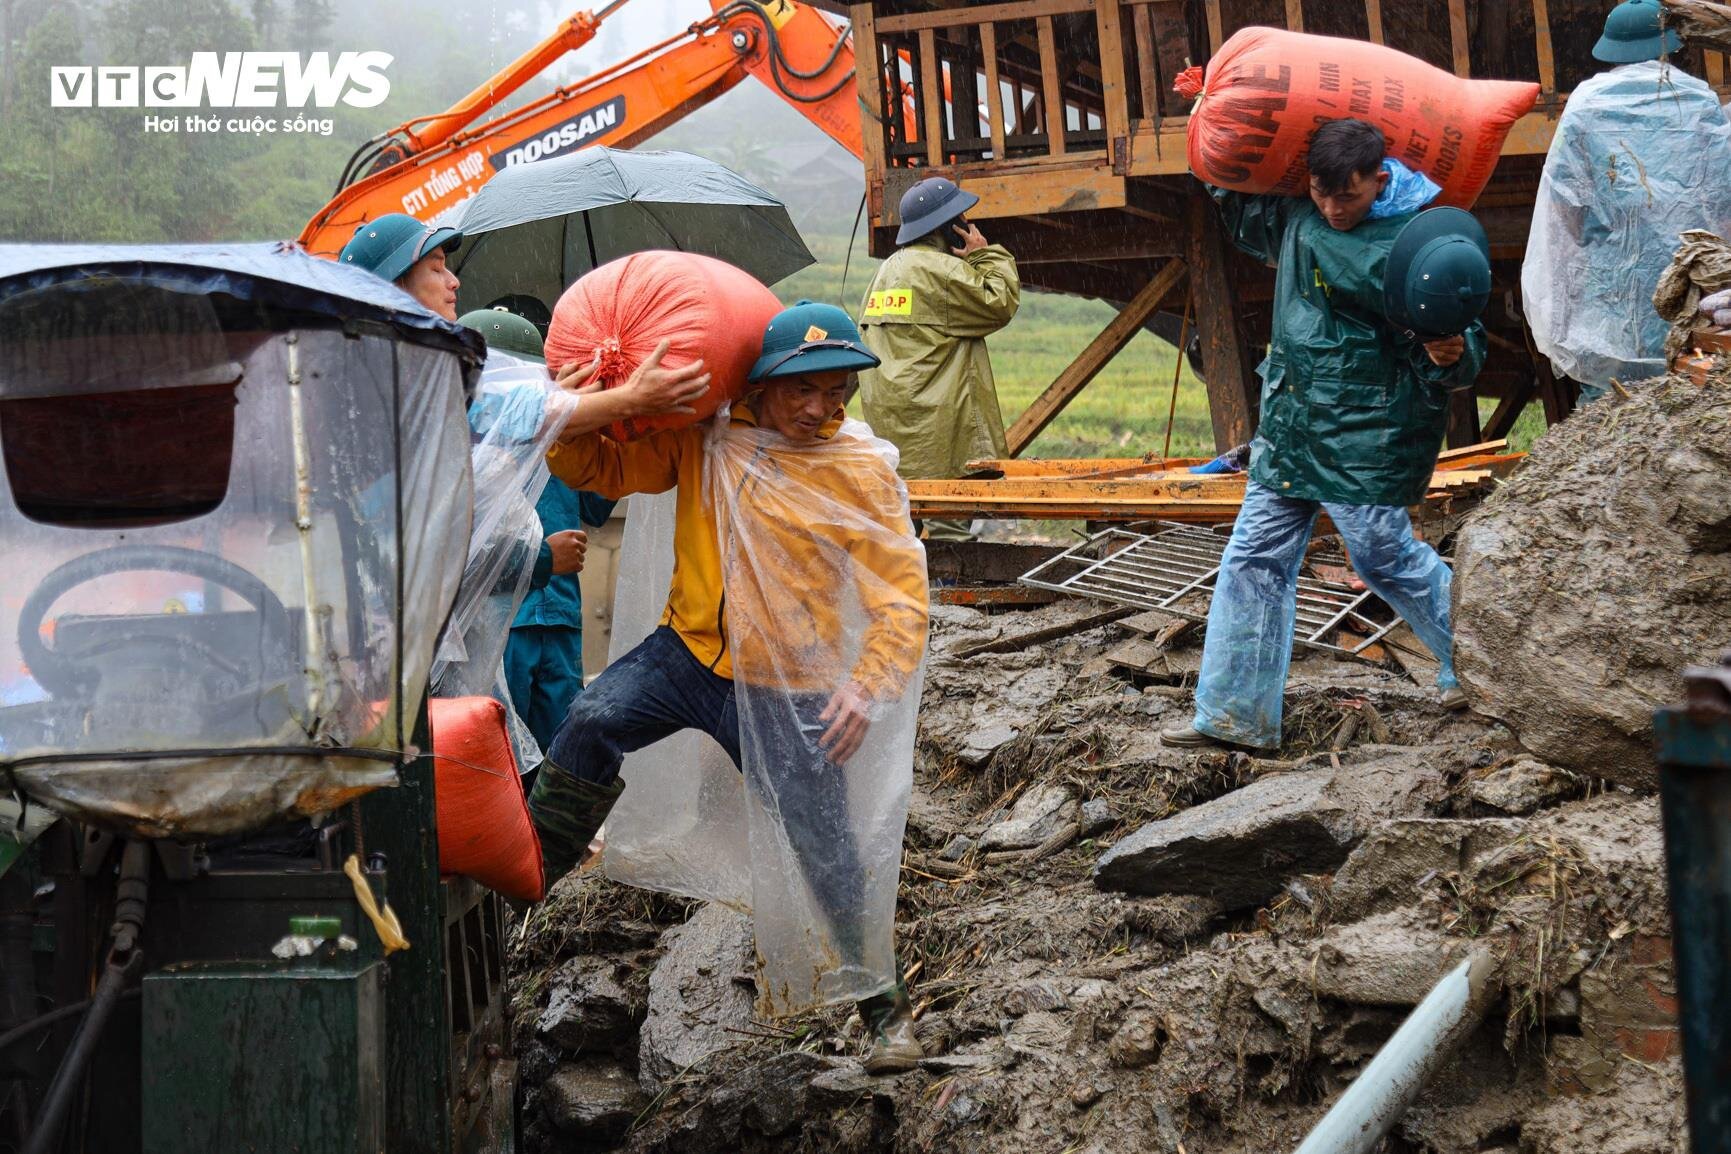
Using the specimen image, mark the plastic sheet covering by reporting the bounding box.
[605,411,929,1015]
[1523,61,1731,392]
[431,353,574,773]
[0,279,473,837]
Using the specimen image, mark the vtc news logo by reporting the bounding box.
[51,52,392,108]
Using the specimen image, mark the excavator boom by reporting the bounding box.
[300,0,867,256]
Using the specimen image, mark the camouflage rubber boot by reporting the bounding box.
[859,982,923,1075]
[527,760,624,891]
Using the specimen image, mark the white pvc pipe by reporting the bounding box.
[1293,952,1496,1154]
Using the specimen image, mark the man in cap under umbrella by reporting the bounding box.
[1160,118,1489,753]
[857,177,1021,541]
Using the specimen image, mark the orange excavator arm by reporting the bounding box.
[300,0,879,256]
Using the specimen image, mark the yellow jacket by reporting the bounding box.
[545,405,928,698]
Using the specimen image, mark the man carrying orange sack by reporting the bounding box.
[527,301,930,1074]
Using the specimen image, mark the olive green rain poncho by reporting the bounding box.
[856,234,1021,480]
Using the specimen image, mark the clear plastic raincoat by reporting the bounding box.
[431,354,575,773]
[603,409,929,1015]
[1523,61,1731,395]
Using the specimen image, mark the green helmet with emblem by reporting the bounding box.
[748,300,881,383]
[1593,0,1682,63]
[1383,206,1492,338]
[457,306,545,363]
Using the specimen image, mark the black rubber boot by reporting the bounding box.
[859,982,923,1075]
[527,759,624,892]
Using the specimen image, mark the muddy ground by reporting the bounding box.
[508,598,1682,1154]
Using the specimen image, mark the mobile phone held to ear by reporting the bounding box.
[948,217,970,248]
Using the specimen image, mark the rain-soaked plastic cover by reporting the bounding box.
[605,410,929,1015]
[430,353,575,774]
[1523,61,1731,389]
[0,280,473,837]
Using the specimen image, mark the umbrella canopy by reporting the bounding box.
[451,147,813,321]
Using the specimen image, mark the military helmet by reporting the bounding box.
[1593,0,1682,63]
[339,212,463,285]
[457,306,545,363]
[748,300,881,383]
[895,177,980,246]
[1383,207,1492,338]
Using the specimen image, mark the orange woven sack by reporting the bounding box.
[544,251,784,442]
[1175,28,1538,209]
[429,696,544,901]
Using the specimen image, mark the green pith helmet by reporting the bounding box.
[457,306,545,363]
[748,300,881,382]
[1383,207,1492,338]
[1593,0,1682,63]
[339,212,463,284]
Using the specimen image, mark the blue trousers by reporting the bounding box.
[1192,482,1458,750]
[544,627,868,957]
[504,625,586,753]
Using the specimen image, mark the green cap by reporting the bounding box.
[289,915,342,938]
[458,306,545,363]
[1383,206,1492,338]
[1594,0,1682,63]
[339,212,463,284]
[748,300,880,383]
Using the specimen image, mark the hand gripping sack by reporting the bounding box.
[544,251,783,442]
[429,696,544,901]
[1177,28,1539,209]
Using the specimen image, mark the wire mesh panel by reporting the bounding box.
[1019,524,1403,658]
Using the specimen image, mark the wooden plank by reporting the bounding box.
[966,456,1208,476]
[1448,0,1471,76]
[876,0,1093,35]
[883,162,1127,223]
[1150,2,1191,120]
[1186,189,1261,450]
[954,606,1139,657]
[1365,0,1384,44]
[981,21,1008,158]
[1286,0,1304,32]
[1481,381,1535,441]
[1205,0,1225,54]
[1037,16,1067,156]
[849,5,888,213]
[1005,258,1188,454]
[1708,51,1727,88]
[1532,0,1557,95]
[1096,0,1131,151]
[918,28,945,166]
[1132,4,1160,124]
[1435,438,1509,463]
[933,584,1062,608]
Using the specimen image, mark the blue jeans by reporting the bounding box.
[545,627,867,958]
[1192,482,1458,750]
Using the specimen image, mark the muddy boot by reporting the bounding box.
[527,760,624,891]
[859,983,923,1075]
[1158,723,1218,749]
[1441,687,1470,712]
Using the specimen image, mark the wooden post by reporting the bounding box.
[1364,0,1384,44]
[1037,15,1067,156]
[1005,259,1188,455]
[1286,0,1304,32]
[1448,0,1471,76]
[1186,190,1261,451]
[1096,0,1130,152]
[1481,377,1535,440]
[980,22,1007,158]
[1532,0,1557,96]
[918,28,944,166]
[1205,0,1225,54]
[1445,388,1483,448]
[848,6,886,196]
[1131,4,1159,124]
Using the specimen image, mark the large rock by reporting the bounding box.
[1454,374,1731,790]
[980,783,1077,850]
[537,957,638,1051]
[1329,817,1526,921]
[543,1059,649,1144]
[1092,753,1444,908]
[638,903,756,1092]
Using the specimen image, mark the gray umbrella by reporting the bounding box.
[450,146,813,321]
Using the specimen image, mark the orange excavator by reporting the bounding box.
[299,0,890,256]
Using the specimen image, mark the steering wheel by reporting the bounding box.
[19,544,297,704]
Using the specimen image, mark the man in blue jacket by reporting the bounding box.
[1161,119,1488,752]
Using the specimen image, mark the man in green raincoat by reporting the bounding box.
[1160,118,1488,752]
[858,177,1021,541]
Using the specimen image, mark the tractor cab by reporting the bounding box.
[0,244,516,1153]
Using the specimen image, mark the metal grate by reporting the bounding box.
[1018,524,1403,658]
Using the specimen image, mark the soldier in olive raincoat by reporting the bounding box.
[858,177,1021,541]
[1161,119,1488,752]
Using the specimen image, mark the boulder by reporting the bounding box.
[1311,913,1477,1006]
[537,957,638,1051]
[1454,373,1731,790]
[638,903,756,1092]
[980,783,1078,850]
[1329,817,1526,921]
[1093,754,1443,908]
[1470,758,1580,815]
[542,1059,649,1144]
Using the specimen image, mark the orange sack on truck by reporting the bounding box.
[429,696,544,902]
[544,250,784,442]
[1175,28,1539,209]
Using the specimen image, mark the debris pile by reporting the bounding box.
[1453,370,1731,789]
[510,597,1681,1153]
